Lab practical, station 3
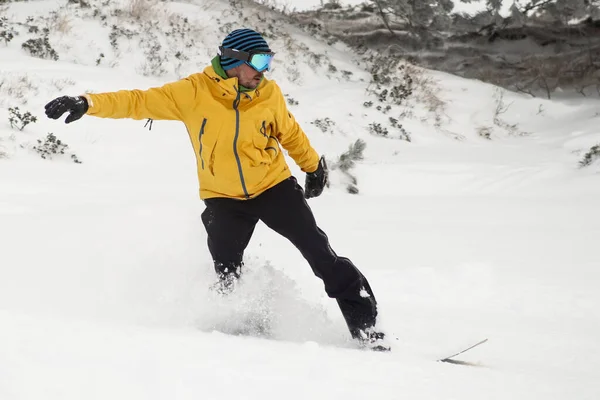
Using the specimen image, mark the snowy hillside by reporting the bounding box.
[1,0,600,399]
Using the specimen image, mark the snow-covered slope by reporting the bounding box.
[1,0,600,399]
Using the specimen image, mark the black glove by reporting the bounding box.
[304,156,328,199]
[44,96,89,124]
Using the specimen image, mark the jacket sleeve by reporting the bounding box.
[84,76,199,121]
[273,84,319,173]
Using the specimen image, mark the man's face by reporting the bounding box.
[228,63,264,89]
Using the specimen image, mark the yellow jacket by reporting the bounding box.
[85,65,319,199]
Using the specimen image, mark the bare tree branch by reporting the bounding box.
[371,0,399,39]
[520,0,554,17]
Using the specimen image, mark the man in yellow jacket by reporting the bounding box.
[44,28,388,350]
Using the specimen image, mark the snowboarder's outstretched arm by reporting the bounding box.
[270,83,327,198]
[45,77,200,123]
[272,83,319,173]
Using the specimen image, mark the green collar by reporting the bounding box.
[211,56,258,93]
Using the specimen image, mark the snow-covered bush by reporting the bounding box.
[363,54,446,130]
[368,57,414,107]
[286,95,299,106]
[360,3,375,12]
[332,139,366,195]
[47,10,73,34]
[8,107,37,131]
[32,133,82,164]
[368,119,411,141]
[368,122,388,137]
[405,63,445,125]
[99,6,196,77]
[0,139,7,159]
[322,0,342,11]
[48,78,77,94]
[105,0,163,22]
[376,104,392,114]
[0,16,17,45]
[311,117,335,134]
[108,24,137,51]
[492,89,529,136]
[340,70,352,79]
[579,144,600,168]
[0,74,37,106]
[67,0,91,7]
[280,32,336,79]
[138,30,168,77]
[127,0,160,21]
[477,126,493,140]
[388,117,411,142]
[21,29,59,61]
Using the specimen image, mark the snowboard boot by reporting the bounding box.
[210,262,242,296]
[355,327,391,352]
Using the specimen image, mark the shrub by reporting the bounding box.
[33,133,82,163]
[8,107,37,131]
[119,0,161,21]
[21,29,59,61]
[109,25,137,51]
[68,0,91,7]
[477,126,493,140]
[48,10,72,34]
[0,16,17,45]
[322,0,342,10]
[389,117,411,142]
[0,138,7,159]
[139,43,168,76]
[333,139,366,194]
[311,117,335,133]
[286,95,299,106]
[492,89,529,136]
[376,104,392,113]
[371,65,414,106]
[368,122,388,137]
[366,55,445,133]
[579,144,600,167]
[0,74,38,105]
[360,3,375,12]
[341,70,353,79]
[96,52,105,66]
[336,139,365,171]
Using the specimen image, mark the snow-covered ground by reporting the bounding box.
[1,0,600,399]
[277,0,511,14]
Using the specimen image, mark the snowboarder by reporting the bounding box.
[44,28,388,350]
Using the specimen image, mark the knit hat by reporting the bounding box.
[220,28,271,71]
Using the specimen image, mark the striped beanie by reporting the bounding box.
[220,28,271,71]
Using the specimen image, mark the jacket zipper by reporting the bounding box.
[233,90,250,198]
[198,118,207,169]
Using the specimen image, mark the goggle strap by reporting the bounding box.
[219,47,251,62]
[219,46,275,61]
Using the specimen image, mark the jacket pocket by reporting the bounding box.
[198,118,208,169]
[253,120,278,157]
[265,137,279,157]
[254,120,268,145]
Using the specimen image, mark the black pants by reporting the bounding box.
[201,177,378,338]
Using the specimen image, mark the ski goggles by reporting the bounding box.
[219,46,275,72]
